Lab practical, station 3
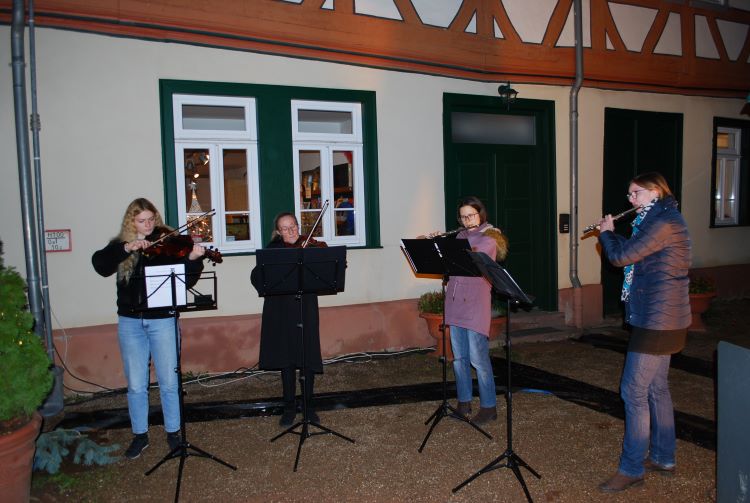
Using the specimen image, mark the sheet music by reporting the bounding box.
[145,264,187,308]
[400,240,418,273]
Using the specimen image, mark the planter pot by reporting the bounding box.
[419,312,452,360]
[0,412,42,503]
[689,291,717,331]
[420,314,508,358]
[489,316,508,340]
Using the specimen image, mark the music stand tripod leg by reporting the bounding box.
[144,273,237,503]
[452,297,540,503]
[270,285,354,472]
[418,276,492,453]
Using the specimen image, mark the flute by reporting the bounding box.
[582,206,642,234]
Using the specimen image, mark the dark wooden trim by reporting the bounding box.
[1,0,747,97]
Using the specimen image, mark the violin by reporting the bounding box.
[286,234,327,249]
[144,226,223,264]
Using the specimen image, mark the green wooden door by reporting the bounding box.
[443,94,557,310]
[602,108,683,314]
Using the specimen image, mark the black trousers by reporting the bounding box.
[281,367,315,407]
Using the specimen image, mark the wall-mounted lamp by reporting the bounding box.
[741,93,750,116]
[498,82,518,110]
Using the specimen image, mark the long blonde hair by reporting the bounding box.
[117,198,165,282]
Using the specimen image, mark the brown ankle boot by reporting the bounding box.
[456,401,472,417]
[598,472,644,492]
[471,406,497,424]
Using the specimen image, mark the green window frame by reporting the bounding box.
[159,79,381,253]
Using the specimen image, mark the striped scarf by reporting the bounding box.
[620,200,656,302]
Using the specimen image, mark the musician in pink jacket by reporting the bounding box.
[444,196,507,425]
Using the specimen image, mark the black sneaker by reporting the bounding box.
[166,431,181,451]
[125,433,149,459]
[279,406,296,427]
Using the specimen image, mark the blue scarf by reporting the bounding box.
[621,201,656,302]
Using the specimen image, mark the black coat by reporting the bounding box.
[92,235,205,318]
[250,239,323,372]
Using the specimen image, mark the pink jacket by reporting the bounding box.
[444,223,497,336]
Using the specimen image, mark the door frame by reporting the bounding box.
[442,93,557,310]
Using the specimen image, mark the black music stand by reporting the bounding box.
[139,268,236,503]
[453,253,540,502]
[400,238,493,452]
[253,246,354,471]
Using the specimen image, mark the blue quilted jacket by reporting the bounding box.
[598,196,692,330]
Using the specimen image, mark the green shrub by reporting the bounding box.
[418,290,444,314]
[0,250,53,431]
[34,429,120,474]
[418,290,507,317]
[689,275,716,294]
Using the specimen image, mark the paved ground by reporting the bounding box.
[31,299,749,502]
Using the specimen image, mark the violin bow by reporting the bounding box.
[302,200,330,248]
[145,209,216,249]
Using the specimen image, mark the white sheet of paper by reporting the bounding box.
[145,264,187,308]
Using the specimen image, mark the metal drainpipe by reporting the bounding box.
[28,0,65,416]
[569,0,583,289]
[11,0,45,331]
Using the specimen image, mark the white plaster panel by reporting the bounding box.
[606,33,614,50]
[503,0,558,44]
[695,15,721,59]
[411,0,462,27]
[557,0,592,48]
[729,0,750,11]
[494,19,504,39]
[654,12,682,56]
[716,19,749,61]
[465,12,477,33]
[355,0,402,19]
[323,0,334,9]
[608,2,658,52]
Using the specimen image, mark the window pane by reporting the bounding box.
[298,109,353,134]
[184,149,213,242]
[333,150,355,236]
[182,104,245,131]
[222,149,250,241]
[716,132,730,150]
[299,150,323,237]
[452,112,536,145]
[223,150,248,212]
[225,213,249,242]
[299,150,322,209]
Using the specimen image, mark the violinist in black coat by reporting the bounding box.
[250,212,325,427]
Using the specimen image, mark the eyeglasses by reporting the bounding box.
[459,212,479,222]
[279,225,298,233]
[626,189,647,199]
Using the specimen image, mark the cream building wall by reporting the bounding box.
[1,26,748,332]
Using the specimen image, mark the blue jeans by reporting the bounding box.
[450,326,496,408]
[618,351,676,477]
[118,316,180,435]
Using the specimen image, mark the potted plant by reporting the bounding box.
[418,290,452,360]
[688,275,717,331]
[0,246,54,502]
[418,290,509,359]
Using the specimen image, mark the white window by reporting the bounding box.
[292,101,366,246]
[173,95,261,252]
[714,127,741,226]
